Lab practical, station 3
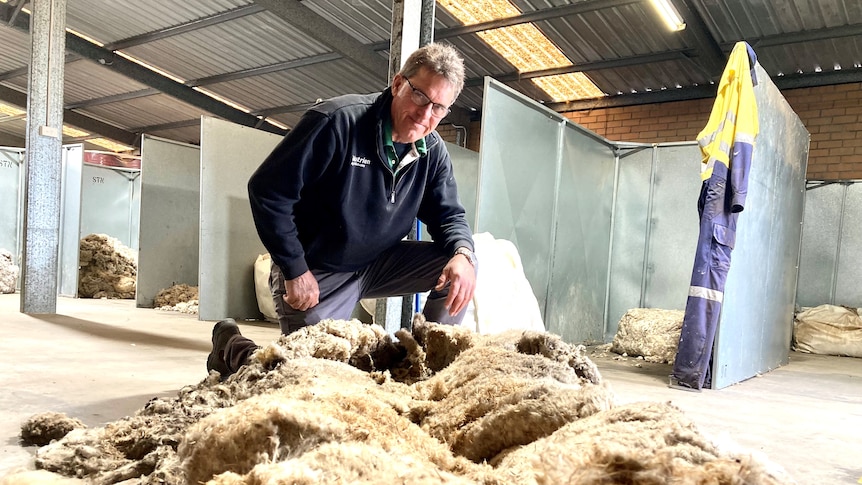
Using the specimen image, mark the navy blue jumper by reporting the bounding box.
[246,88,474,335]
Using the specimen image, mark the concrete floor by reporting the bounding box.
[0,294,860,484]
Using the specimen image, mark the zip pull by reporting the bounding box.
[390,187,396,204]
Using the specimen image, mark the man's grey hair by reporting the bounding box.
[398,43,465,100]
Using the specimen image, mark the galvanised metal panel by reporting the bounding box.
[416,144,479,319]
[419,142,479,241]
[606,143,701,340]
[476,79,561,319]
[446,142,480,231]
[834,183,862,306]
[57,145,83,297]
[714,63,809,389]
[643,144,701,310]
[79,164,141,250]
[546,122,615,344]
[606,146,652,339]
[796,182,844,307]
[199,116,282,321]
[136,135,201,308]
[0,147,25,266]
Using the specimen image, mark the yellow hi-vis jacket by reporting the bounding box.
[696,41,759,213]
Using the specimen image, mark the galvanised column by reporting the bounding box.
[21,0,66,314]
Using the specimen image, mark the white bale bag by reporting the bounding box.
[365,233,544,334]
[471,232,545,334]
[254,253,279,322]
[793,304,862,358]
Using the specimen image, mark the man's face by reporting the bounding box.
[390,66,455,143]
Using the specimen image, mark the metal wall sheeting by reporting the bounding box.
[476,79,614,344]
[58,146,83,297]
[198,116,281,321]
[421,142,479,242]
[713,64,809,389]
[56,162,143,297]
[79,164,141,250]
[797,181,862,308]
[607,143,702,340]
[447,142,480,231]
[136,135,201,308]
[546,122,616,344]
[477,74,809,388]
[0,147,24,267]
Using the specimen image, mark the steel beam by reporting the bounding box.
[464,51,690,88]
[546,68,862,112]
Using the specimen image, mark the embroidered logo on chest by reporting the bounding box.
[351,155,371,168]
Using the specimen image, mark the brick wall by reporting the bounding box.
[782,83,862,180]
[437,121,483,152]
[558,82,862,181]
[561,98,712,145]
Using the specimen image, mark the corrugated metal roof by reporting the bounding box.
[121,11,334,81]
[0,28,31,72]
[207,58,385,112]
[303,0,394,44]
[0,0,861,150]
[65,0,250,44]
[63,60,151,103]
[79,92,208,130]
[145,124,202,145]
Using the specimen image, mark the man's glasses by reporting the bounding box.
[404,77,451,117]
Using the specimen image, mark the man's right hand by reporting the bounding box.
[283,270,319,311]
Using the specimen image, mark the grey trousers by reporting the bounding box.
[271,240,467,334]
[223,240,469,374]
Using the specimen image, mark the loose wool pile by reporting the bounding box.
[154,284,199,314]
[10,317,792,484]
[77,234,137,299]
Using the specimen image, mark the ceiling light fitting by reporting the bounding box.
[650,0,686,32]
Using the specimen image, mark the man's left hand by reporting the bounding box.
[435,254,477,316]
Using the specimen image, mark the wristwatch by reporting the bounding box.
[454,247,477,266]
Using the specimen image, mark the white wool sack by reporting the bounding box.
[471,232,545,334]
[0,248,19,294]
[793,304,862,358]
[254,254,278,322]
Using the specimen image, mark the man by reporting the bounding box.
[207,43,477,379]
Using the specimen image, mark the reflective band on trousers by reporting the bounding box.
[689,285,724,303]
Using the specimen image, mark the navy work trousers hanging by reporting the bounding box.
[672,173,739,390]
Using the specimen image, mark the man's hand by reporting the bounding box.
[283,270,319,311]
[435,254,477,316]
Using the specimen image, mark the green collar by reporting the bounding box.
[383,117,427,168]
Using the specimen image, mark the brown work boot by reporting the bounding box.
[206,318,241,380]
